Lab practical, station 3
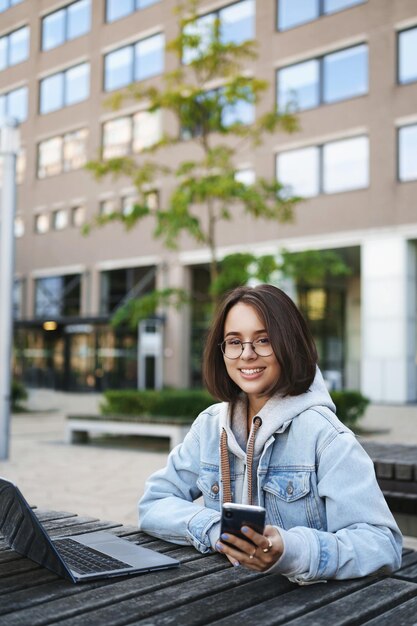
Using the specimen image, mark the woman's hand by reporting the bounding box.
[215,524,283,571]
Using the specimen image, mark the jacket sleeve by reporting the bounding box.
[269,431,403,583]
[138,415,221,553]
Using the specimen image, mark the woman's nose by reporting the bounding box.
[241,342,257,359]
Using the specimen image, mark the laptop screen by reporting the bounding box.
[0,477,71,580]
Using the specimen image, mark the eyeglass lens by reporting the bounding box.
[221,338,273,359]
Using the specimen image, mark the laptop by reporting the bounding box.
[0,477,179,583]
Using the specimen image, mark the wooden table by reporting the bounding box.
[1,509,417,625]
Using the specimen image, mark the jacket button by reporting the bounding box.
[286,482,294,495]
[211,483,219,494]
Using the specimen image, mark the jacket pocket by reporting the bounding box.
[263,469,323,530]
[197,464,221,509]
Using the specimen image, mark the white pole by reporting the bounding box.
[0,118,19,460]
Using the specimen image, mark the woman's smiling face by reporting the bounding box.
[222,302,281,410]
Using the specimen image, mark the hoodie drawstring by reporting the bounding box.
[221,416,262,505]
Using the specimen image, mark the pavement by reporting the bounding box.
[1,388,417,550]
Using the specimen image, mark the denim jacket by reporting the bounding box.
[139,370,402,583]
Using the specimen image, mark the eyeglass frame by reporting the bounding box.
[219,338,274,360]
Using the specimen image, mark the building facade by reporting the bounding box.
[1,0,416,402]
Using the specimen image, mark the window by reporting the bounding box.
[277,0,365,31]
[42,0,91,51]
[39,62,90,114]
[52,209,68,230]
[104,33,164,91]
[398,124,417,182]
[106,0,160,23]
[102,110,161,158]
[14,216,24,238]
[100,198,117,216]
[122,195,136,216]
[0,26,29,71]
[0,146,25,185]
[71,205,85,226]
[100,266,155,314]
[34,213,50,234]
[277,135,368,197]
[398,27,417,84]
[38,129,88,178]
[0,0,24,14]
[235,168,255,185]
[0,86,28,123]
[183,0,254,64]
[13,279,24,320]
[34,274,81,316]
[277,44,368,111]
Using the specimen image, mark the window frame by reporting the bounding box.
[276,134,369,197]
[397,26,417,86]
[276,0,366,32]
[0,0,24,14]
[39,62,90,114]
[276,42,368,112]
[41,0,91,52]
[0,85,28,122]
[37,128,88,178]
[397,123,417,183]
[105,0,161,24]
[0,25,29,70]
[103,32,164,92]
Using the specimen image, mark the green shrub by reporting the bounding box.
[101,387,369,429]
[101,389,215,420]
[12,379,28,412]
[330,390,370,428]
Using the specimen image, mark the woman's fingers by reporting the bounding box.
[216,525,283,572]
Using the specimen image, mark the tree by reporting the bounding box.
[86,0,300,322]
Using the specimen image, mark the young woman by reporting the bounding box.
[139,284,402,583]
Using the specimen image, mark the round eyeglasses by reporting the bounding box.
[219,338,274,360]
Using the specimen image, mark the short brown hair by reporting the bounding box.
[203,284,317,401]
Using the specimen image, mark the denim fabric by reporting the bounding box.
[139,374,402,582]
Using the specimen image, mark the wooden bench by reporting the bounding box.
[362,441,417,517]
[66,414,193,450]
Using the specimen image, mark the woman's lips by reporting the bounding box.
[239,367,266,378]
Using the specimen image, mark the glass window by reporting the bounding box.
[133,110,161,151]
[278,60,319,111]
[16,148,26,184]
[106,0,160,22]
[399,125,417,182]
[67,0,91,40]
[106,0,134,22]
[0,36,7,71]
[399,28,417,84]
[0,0,24,12]
[323,136,369,193]
[100,199,118,216]
[277,146,320,197]
[8,26,29,66]
[278,0,318,30]
[235,168,255,185]
[42,9,66,51]
[104,46,134,91]
[103,116,132,158]
[324,0,365,13]
[71,205,85,226]
[323,44,368,103]
[222,96,254,127]
[14,216,24,238]
[220,0,255,45]
[52,209,68,230]
[122,195,136,216]
[63,129,88,171]
[40,72,64,114]
[145,190,159,210]
[65,63,89,106]
[7,86,28,122]
[134,33,164,82]
[0,94,5,117]
[183,13,215,65]
[34,214,50,234]
[35,274,81,316]
[38,137,63,178]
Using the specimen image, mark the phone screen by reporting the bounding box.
[220,504,266,543]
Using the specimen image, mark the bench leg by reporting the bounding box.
[70,430,89,444]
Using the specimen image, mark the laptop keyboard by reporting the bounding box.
[54,538,131,574]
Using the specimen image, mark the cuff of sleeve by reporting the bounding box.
[186,508,221,553]
[266,527,311,577]
[208,522,221,551]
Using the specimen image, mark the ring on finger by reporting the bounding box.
[262,538,273,553]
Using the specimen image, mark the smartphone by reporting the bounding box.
[220,503,266,543]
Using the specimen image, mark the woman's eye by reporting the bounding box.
[226,339,241,346]
[257,337,270,345]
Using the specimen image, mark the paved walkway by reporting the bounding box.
[1,389,417,550]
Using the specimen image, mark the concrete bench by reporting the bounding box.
[66,414,193,450]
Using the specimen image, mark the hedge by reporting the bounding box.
[101,388,369,428]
